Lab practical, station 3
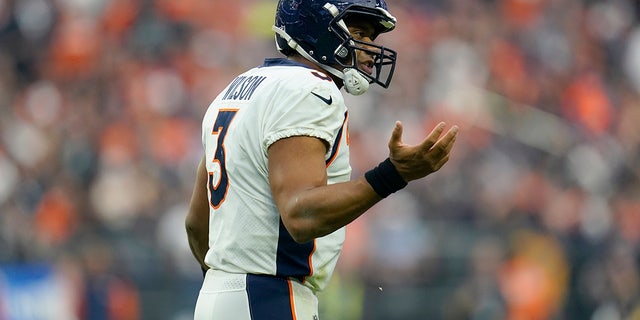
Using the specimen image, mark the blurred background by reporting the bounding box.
[0,0,639,319]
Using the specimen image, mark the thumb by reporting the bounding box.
[388,121,403,149]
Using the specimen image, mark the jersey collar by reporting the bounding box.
[261,58,314,69]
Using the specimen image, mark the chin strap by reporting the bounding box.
[272,25,370,96]
[343,68,369,95]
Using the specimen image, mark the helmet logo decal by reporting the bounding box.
[287,0,301,10]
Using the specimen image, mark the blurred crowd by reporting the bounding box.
[0,0,639,319]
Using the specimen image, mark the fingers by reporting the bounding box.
[389,121,458,153]
[386,121,459,181]
[428,125,458,156]
[436,125,459,153]
[388,121,403,149]
[419,122,447,151]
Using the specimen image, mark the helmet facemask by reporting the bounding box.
[328,5,398,89]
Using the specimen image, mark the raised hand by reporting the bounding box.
[388,121,458,182]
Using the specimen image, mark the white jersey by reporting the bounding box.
[201,58,350,293]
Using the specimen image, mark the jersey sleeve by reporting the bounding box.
[262,82,344,159]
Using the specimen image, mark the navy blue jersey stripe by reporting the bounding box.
[246,274,294,320]
[275,219,314,280]
[326,111,348,166]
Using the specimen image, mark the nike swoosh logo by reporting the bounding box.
[311,92,333,105]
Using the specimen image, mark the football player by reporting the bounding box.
[186,0,458,319]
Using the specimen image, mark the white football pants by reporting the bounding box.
[194,269,319,320]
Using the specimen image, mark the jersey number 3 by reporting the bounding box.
[208,109,238,209]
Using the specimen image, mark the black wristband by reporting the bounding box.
[364,158,408,198]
